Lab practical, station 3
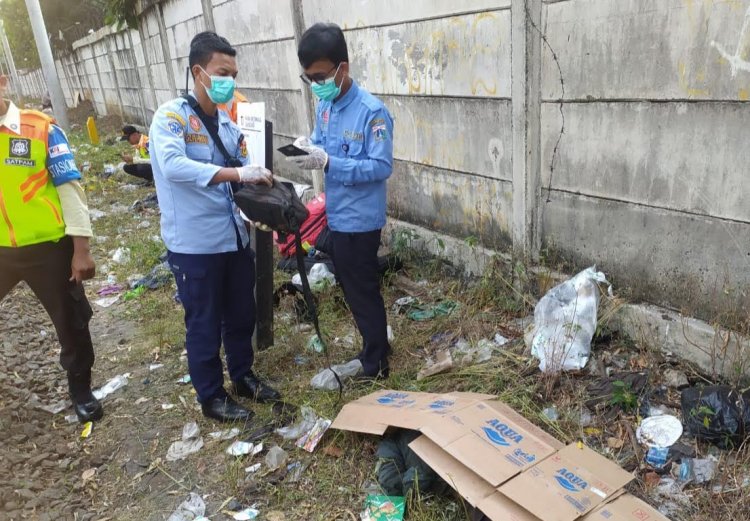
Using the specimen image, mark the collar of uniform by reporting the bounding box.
[0,101,21,135]
[331,80,359,111]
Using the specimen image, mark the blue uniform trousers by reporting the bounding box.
[168,245,256,402]
[331,229,390,376]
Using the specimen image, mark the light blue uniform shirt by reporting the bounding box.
[150,94,249,254]
[311,81,394,233]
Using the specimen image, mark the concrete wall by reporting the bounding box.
[539,0,750,318]
[28,0,750,322]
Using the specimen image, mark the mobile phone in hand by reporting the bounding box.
[277,144,310,157]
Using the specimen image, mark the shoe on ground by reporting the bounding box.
[201,395,254,423]
[233,371,281,403]
[68,371,104,423]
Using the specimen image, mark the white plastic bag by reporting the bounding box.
[530,266,610,373]
[310,359,363,390]
[292,263,336,291]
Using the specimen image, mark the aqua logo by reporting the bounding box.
[429,399,454,410]
[554,468,588,493]
[377,392,409,404]
[482,419,524,447]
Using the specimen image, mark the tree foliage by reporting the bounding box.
[0,0,139,69]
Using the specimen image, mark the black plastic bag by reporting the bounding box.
[681,385,750,449]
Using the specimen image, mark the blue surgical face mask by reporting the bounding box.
[311,64,342,102]
[199,66,236,104]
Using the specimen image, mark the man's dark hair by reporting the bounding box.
[188,32,236,75]
[120,125,138,141]
[298,23,348,68]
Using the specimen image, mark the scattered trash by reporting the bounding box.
[134,397,150,405]
[103,164,116,177]
[111,247,131,264]
[676,457,717,484]
[306,335,324,353]
[387,325,395,342]
[162,403,176,410]
[681,385,750,449]
[65,414,78,423]
[96,284,124,297]
[94,295,120,308]
[149,363,164,371]
[530,266,610,373]
[245,463,261,473]
[226,441,255,457]
[607,437,625,450]
[376,429,447,497]
[294,355,309,365]
[494,333,510,346]
[586,372,648,414]
[310,359,363,390]
[265,445,288,471]
[232,508,259,521]
[292,263,336,291]
[663,368,689,389]
[37,399,68,415]
[131,261,172,290]
[137,220,151,229]
[295,417,332,452]
[167,422,204,461]
[636,415,684,448]
[286,460,308,483]
[93,373,130,400]
[80,421,93,439]
[275,405,318,440]
[416,350,453,381]
[176,374,192,385]
[122,285,147,301]
[323,444,344,458]
[577,407,594,427]
[209,428,240,441]
[645,446,670,469]
[167,492,205,521]
[361,495,405,521]
[392,296,418,314]
[407,300,459,321]
[542,406,559,422]
[89,208,106,220]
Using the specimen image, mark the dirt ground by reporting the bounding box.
[0,115,748,521]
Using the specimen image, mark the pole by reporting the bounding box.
[0,21,21,99]
[255,119,275,350]
[24,0,69,129]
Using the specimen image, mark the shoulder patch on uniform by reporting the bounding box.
[167,120,184,137]
[189,115,202,132]
[239,139,248,157]
[370,119,388,142]
[165,111,187,126]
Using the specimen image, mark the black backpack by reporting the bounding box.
[233,181,308,235]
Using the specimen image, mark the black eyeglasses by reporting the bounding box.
[300,64,338,86]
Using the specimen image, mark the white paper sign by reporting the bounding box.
[236,102,265,167]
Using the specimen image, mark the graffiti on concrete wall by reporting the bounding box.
[711,6,750,77]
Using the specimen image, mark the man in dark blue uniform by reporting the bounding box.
[150,32,280,422]
[288,23,395,378]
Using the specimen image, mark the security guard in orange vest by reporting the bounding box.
[0,74,102,423]
[218,90,248,124]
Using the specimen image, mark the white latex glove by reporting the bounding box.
[285,136,328,170]
[236,164,273,186]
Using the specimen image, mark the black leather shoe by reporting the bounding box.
[233,372,281,403]
[68,371,103,423]
[201,395,254,423]
[72,391,104,423]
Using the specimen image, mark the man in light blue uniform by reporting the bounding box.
[288,23,394,378]
[150,32,280,423]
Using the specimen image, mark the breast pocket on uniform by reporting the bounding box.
[184,133,212,162]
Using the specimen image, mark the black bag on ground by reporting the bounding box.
[681,385,750,449]
[233,181,309,234]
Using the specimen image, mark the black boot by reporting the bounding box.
[233,371,281,402]
[68,370,103,423]
[201,395,254,423]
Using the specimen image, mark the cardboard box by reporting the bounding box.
[580,494,671,521]
[330,390,493,435]
[478,492,543,521]
[409,435,497,507]
[499,444,634,521]
[419,400,563,487]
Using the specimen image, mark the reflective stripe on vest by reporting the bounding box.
[0,110,65,247]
